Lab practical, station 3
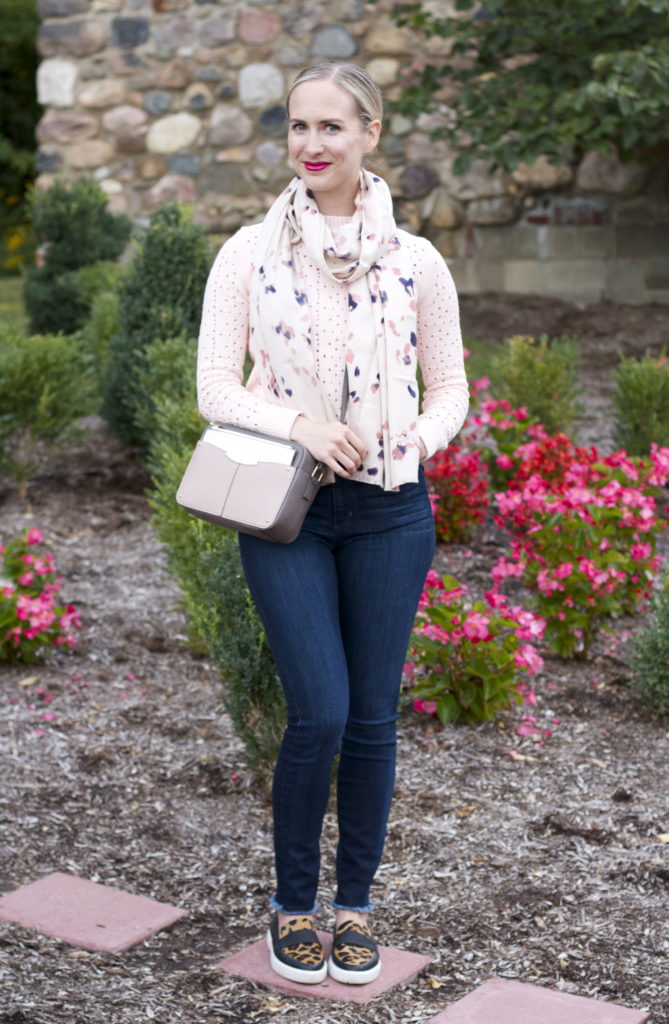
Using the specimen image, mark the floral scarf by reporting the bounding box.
[249,170,420,490]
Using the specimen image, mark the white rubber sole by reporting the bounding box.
[266,930,328,985]
[327,955,382,985]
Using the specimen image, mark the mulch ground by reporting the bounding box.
[0,293,668,1024]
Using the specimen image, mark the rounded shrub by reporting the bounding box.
[103,203,211,450]
[629,576,669,714]
[490,333,581,437]
[0,326,95,496]
[611,349,669,456]
[23,178,131,334]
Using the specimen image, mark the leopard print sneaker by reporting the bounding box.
[266,913,327,984]
[328,919,381,984]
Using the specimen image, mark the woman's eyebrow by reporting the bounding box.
[289,117,346,125]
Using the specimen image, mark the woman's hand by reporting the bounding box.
[290,416,367,477]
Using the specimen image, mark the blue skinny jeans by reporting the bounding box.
[238,470,435,915]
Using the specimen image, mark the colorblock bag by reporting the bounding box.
[176,423,325,543]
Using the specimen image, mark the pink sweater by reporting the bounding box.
[197,220,469,461]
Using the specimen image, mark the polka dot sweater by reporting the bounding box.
[197,219,469,463]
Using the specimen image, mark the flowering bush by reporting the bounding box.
[0,527,81,663]
[424,445,490,543]
[493,444,669,659]
[406,570,545,725]
[502,428,595,493]
[466,388,532,490]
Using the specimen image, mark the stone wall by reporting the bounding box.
[35,0,669,303]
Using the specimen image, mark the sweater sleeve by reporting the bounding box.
[196,225,301,439]
[411,236,470,458]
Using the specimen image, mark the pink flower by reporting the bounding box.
[470,375,489,395]
[18,571,34,587]
[496,454,513,469]
[514,644,544,675]
[462,612,491,642]
[413,699,438,716]
[537,569,561,595]
[424,569,444,590]
[491,557,525,583]
[25,528,44,545]
[630,541,652,561]
[516,715,540,737]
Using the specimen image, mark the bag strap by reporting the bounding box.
[339,371,349,423]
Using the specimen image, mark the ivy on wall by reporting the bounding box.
[391,0,669,172]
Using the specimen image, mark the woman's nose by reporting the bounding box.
[304,130,324,154]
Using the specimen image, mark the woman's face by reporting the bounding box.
[287,79,381,215]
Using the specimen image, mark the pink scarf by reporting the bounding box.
[249,170,420,490]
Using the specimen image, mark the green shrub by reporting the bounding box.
[103,203,211,450]
[23,178,132,334]
[611,350,669,456]
[134,333,199,470]
[142,333,285,772]
[490,333,581,435]
[0,276,26,333]
[629,576,669,713]
[0,327,95,497]
[74,262,127,403]
[148,406,285,773]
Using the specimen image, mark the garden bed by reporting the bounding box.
[0,292,668,1024]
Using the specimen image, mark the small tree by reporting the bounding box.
[392,0,669,172]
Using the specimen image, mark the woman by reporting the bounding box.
[197,62,469,986]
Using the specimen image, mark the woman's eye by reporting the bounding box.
[324,124,340,132]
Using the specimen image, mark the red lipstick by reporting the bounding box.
[304,162,331,172]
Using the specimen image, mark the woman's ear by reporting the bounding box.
[365,119,382,154]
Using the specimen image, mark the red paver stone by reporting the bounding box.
[215,929,431,1004]
[424,977,651,1024]
[0,872,187,953]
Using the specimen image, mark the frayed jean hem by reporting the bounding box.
[270,893,319,916]
[331,899,375,913]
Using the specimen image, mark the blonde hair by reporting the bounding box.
[286,62,383,127]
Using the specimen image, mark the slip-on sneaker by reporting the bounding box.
[266,913,327,984]
[328,919,381,985]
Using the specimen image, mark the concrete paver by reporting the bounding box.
[0,872,187,953]
[216,929,432,1004]
[423,977,650,1024]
